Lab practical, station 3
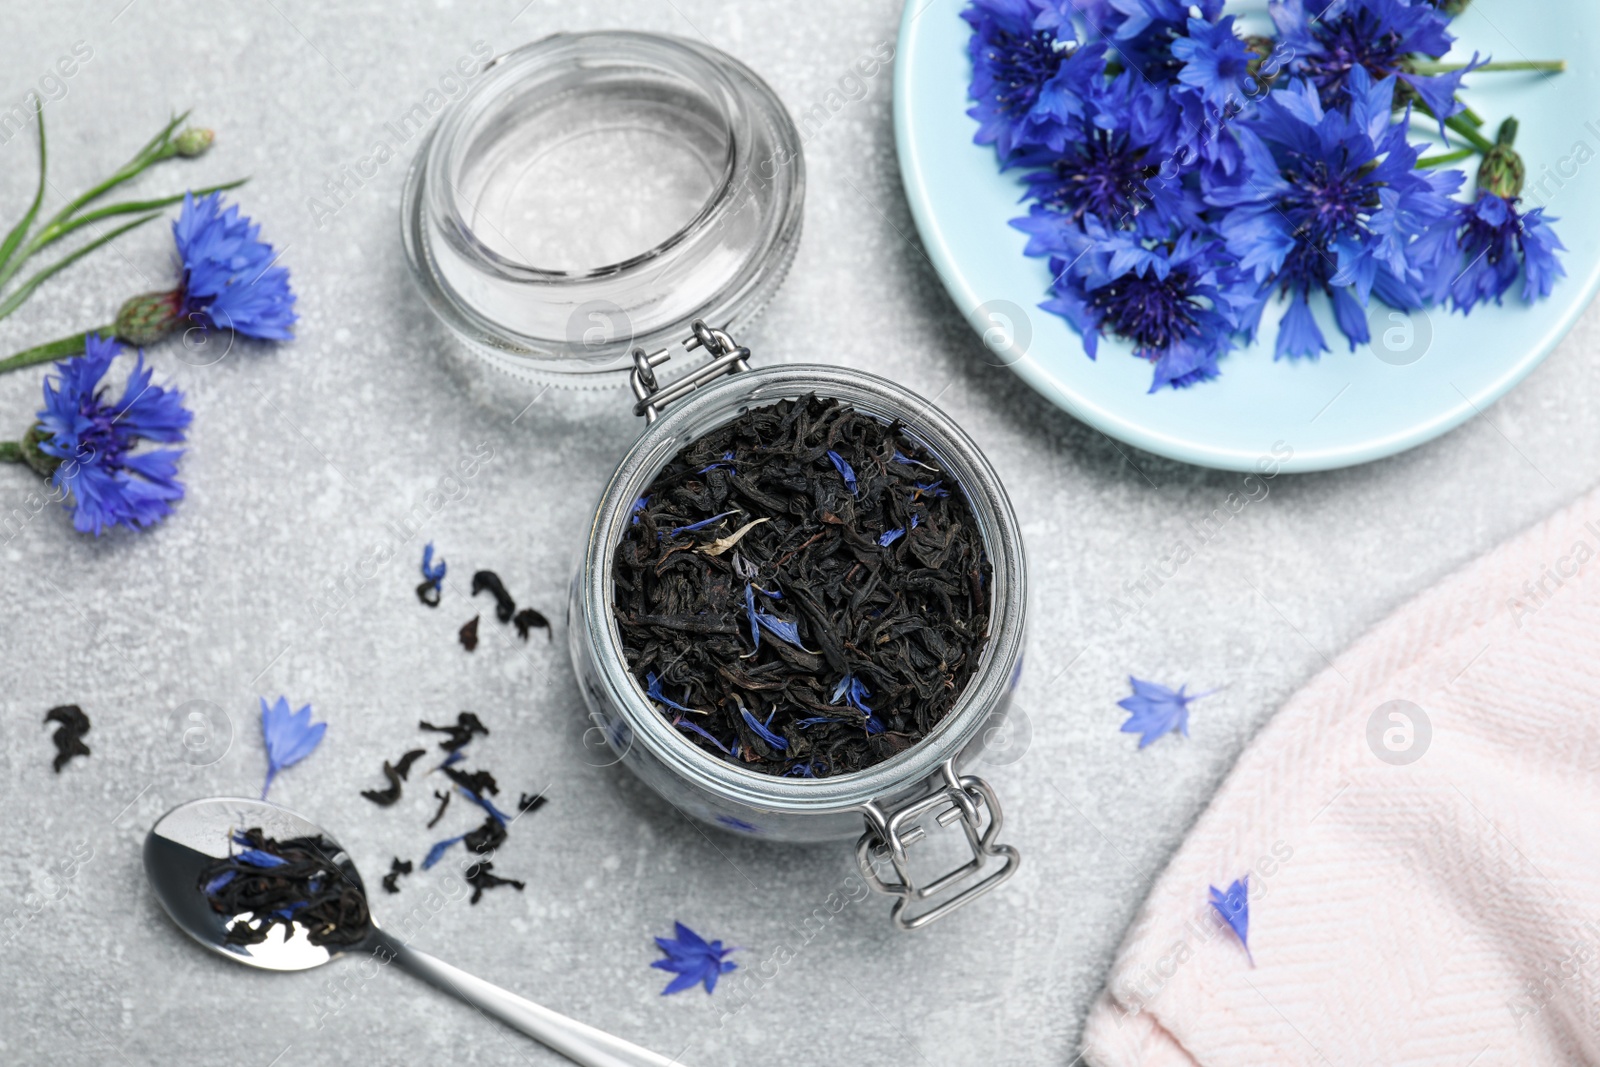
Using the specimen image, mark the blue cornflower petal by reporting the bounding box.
[421,542,446,586]
[631,496,650,525]
[172,192,297,340]
[422,835,464,870]
[1209,876,1253,965]
[202,871,236,895]
[259,696,327,799]
[739,706,788,752]
[669,510,740,538]
[1117,676,1213,748]
[744,583,760,650]
[673,717,733,756]
[829,674,873,714]
[754,611,808,650]
[879,527,905,547]
[459,787,512,827]
[35,334,192,536]
[893,450,938,470]
[652,922,738,995]
[236,848,288,868]
[826,450,858,494]
[646,671,702,716]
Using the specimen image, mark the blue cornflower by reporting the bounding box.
[652,922,738,995]
[963,0,1101,158]
[1010,72,1200,240]
[259,696,327,799]
[31,334,192,536]
[167,192,297,340]
[1209,877,1254,965]
[1204,69,1460,358]
[1092,0,1225,85]
[1269,0,1466,129]
[1172,15,1254,113]
[1041,221,1261,390]
[1117,676,1212,748]
[1427,191,1566,313]
[878,527,905,547]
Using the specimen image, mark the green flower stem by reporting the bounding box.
[0,109,240,302]
[1445,114,1496,153]
[0,441,22,464]
[42,112,190,232]
[1412,59,1566,75]
[0,213,160,324]
[0,101,47,281]
[1417,147,1478,169]
[0,327,108,376]
[19,178,247,261]
[1456,102,1484,127]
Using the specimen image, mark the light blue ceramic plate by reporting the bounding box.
[894,0,1600,472]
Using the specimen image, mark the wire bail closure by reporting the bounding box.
[855,761,1021,930]
[629,319,751,422]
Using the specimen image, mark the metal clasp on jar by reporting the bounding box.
[856,761,1020,930]
[629,319,750,422]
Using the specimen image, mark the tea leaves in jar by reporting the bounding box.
[612,395,992,777]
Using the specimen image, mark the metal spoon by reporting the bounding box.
[144,797,687,1067]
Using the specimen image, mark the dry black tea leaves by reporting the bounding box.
[463,861,524,905]
[513,607,550,642]
[199,828,368,948]
[443,764,498,798]
[416,579,441,607]
[517,792,547,815]
[381,857,413,894]
[426,789,451,828]
[462,813,507,855]
[421,712,489,752]
[612,395,991,778]
[459,615,480,651]
[359,748,427,806]
[472,570,516,624]
[44,704,91,772]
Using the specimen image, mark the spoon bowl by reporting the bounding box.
[144,797,365,972]
[145,797,689,1067]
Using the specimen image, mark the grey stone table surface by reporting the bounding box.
[3,2,1599,1065]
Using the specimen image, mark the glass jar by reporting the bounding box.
[400,31,804,385]
[403,31,1025,929]
[569,327,1027,929]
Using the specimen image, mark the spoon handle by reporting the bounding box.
[387,941,689,1067]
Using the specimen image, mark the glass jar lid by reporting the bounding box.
[401,31,805,383]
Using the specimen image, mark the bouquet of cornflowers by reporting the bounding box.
[0,105,294,535]
[964,0,1566,392]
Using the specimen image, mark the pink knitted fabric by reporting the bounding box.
[1082,490,1600,1065]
